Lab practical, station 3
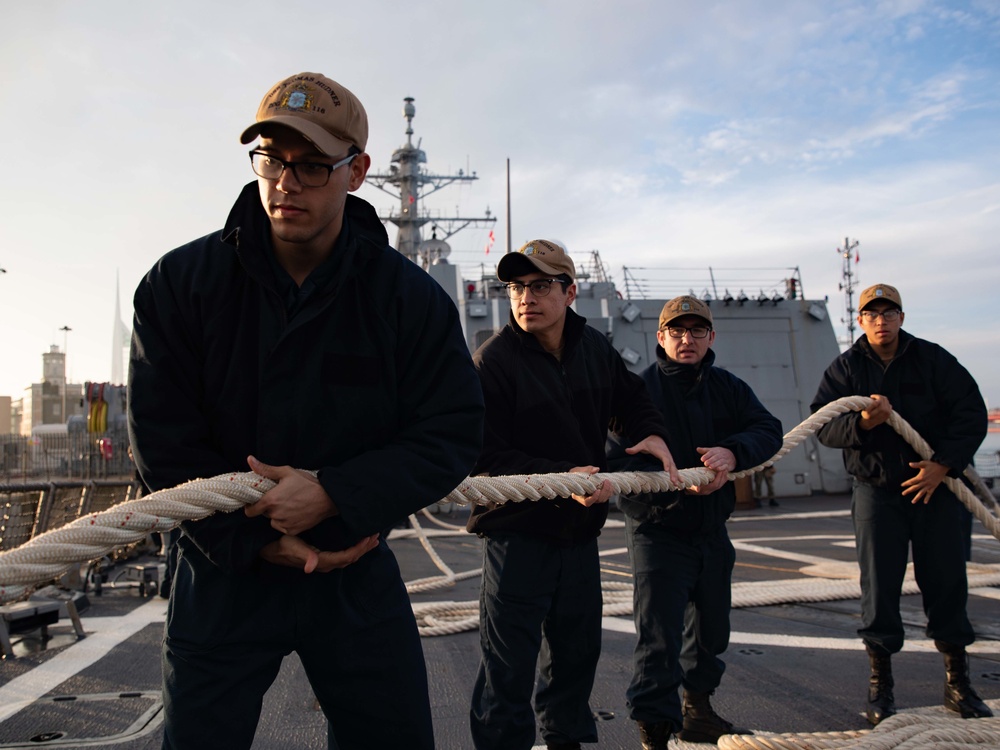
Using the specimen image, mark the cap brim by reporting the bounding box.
[859,300,902,311]
[496,253,566,282]
[661,313,712,328]
[240,117,354,156]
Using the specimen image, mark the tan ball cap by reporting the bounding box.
[240,72,368,155]
[659,296,714,329]
[858,283,902,311]
[497,240,577,282]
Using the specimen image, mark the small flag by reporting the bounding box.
[485,229,495,255]
[855,249,860,264]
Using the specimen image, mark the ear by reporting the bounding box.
[347,153,371,192]
[707,330,716,347]
[656,329,667,349]
[565,282,577,306]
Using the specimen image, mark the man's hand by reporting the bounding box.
[685,446,736,495]
[259,534,380,573]
[901,460,949,504]
[859,394,892,431]
[624,435,681,487]
[686,470,728,495]
[568,466,613,507]
[697,446,736,473]
[244,455,338,536]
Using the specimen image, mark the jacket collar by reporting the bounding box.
[508,305,588,358]
[855,328,914,363]
[655,343,715,392]
[220,182,391,292]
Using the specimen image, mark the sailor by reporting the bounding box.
[128,72,484,749]
[752,464,778,507]
[811,283,992,725]
[609,296,782,748]
[466,239,679,750]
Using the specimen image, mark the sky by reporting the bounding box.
[1,0,999,410]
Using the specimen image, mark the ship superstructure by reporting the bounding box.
[367,101,851,497]
[365,98,495,269]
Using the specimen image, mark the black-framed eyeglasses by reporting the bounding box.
[504,279,561,299]
[664,326,712,339]
[249,150,356,187]
[860,309,901,322]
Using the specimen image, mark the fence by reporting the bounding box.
[975,448,1000,489]
[0,428,135,483]
[0,479,143,553]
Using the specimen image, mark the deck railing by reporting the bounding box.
[0,479,142,552]
[0,429,134,483]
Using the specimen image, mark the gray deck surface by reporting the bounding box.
[2,493,998,749]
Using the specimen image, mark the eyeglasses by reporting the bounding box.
[663,326,711,339]
[504,279,562,298]
[249,150,356,187]
[860,309,901,322]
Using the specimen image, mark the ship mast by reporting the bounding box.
[366,98,495,269]
[837,237,860,346]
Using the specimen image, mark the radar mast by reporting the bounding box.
[366,98,495,269]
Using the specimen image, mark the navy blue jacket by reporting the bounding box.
[467,308,668,544]
[612,347,782,532]
[129,183,484,571]
[810,329,986,490]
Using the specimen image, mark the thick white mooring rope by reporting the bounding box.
[714,709,1000,750]
[2,397,998,750]
[1,396,997,604]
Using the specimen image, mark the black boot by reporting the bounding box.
[936,640,994,719]
[637,720,671,750]
[678,690,752,744]
[865,643,896,726]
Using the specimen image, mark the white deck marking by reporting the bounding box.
[731,537,854,567]
[0,597,167,723]
[730,509,851,522]
[602,617,1000,653]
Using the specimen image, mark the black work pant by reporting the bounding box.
[624,517,735,729]
[470,532,602,750]
[162,537,433,749]
[852,481,975,654]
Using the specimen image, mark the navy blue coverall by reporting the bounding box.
[811,329,986,654]
[612,347,782,731]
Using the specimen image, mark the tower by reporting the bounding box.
[111,271,130,385]
[365,98,495,268]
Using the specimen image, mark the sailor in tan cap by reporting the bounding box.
[129,72,484,749]
[467,239,679,750]
[812,283,991,725]
[610,295,782,747]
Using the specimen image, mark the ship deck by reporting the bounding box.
[2,493,999,749]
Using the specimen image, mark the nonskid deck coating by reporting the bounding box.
[1,494,999,749]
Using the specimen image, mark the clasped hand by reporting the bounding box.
[244,455,377,573]
[859,394,892,430]
[244,455,338,535]
[686,446,736,495]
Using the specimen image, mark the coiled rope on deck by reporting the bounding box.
[1,396,998,604]
[714,709,1000,750]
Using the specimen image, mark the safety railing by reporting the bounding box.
[0,480,142,552]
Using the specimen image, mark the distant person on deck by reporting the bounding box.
[128,72,483,749]
[811,283,991,726]
[752,464,778,507]
[608,296,782,748]
[466,239,679,750]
